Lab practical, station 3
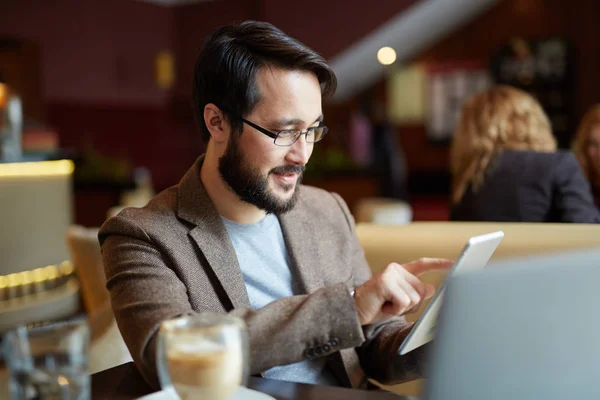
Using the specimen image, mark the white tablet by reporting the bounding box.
[397,230,504,355]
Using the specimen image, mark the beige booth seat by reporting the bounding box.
[355,222,600,396]
[67,225,132,374]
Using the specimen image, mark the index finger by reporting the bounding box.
[402,258,454,276]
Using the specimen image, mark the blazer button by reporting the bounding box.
[329,338,340,347]
[305,348,315,359]
[323,344,331,352]
[315,346,323,355]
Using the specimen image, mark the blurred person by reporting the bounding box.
[99,21,452,390]
[450,85,600,223]
[572,104,600,207]
[370,101,409,201]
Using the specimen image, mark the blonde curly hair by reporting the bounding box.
[450,85,557,204]
[572,104,600,186]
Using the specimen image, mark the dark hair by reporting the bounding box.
[192,20,337,142]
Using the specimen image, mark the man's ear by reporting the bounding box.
[204,103,229,143]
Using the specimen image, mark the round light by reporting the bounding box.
[377,47,397,65]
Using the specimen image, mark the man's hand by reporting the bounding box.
[353,258,454,325]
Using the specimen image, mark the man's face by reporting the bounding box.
[586,125,600,178]
[218,66,323,214]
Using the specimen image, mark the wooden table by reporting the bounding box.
[91,362,412,400]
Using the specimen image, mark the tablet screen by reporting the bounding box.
[398,230,504,355]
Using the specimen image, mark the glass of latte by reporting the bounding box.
[157,313,248,400]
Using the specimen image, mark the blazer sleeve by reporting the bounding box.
[100,215,367,389]
[552,153,600,223]
[331,193,430,385]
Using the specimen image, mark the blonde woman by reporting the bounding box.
[450,85,599,222]
[572,105,600,207]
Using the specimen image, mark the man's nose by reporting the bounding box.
[285,134,311,165]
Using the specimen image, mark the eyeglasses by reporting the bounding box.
[240,117,328,147]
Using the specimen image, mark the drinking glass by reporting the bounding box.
[3,319,90,400]
[157,313,248,400]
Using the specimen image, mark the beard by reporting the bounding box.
[218,134,304,214]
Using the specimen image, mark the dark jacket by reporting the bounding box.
[451,150,600,223]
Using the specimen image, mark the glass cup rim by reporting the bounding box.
[160,313,245,333]
[5,318,89,340]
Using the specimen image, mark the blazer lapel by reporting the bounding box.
[177,157,250,310]
[188,225,250,309]
[278,202,324,294]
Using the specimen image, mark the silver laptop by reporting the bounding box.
[424,248,600,400]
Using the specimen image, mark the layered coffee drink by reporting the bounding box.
[166,335,243,400]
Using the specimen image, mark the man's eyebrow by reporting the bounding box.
[274,114,324,127]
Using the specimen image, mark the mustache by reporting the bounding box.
[270,165,305,175]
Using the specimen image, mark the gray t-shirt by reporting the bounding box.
[221,213,339,386]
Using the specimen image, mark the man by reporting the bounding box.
[99,21,452,390]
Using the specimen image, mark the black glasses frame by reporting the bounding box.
[240,117,328,147]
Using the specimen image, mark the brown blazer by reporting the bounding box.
[99,156,425,389]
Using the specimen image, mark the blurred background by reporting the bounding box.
[2,0,597,227]
[2,0,600,394]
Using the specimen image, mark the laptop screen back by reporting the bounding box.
[424,248,600,400]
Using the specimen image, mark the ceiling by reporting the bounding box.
[330,0,498,101]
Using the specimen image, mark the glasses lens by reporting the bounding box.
[274,127,328,146]
[307,127,327,143]
[275,130,300,146]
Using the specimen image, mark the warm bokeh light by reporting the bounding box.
[0,261,75,299]
[377,47,397,65]
[0,82,7,108]
[0,160,74,178]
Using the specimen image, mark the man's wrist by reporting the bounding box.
[350,287,367,325]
